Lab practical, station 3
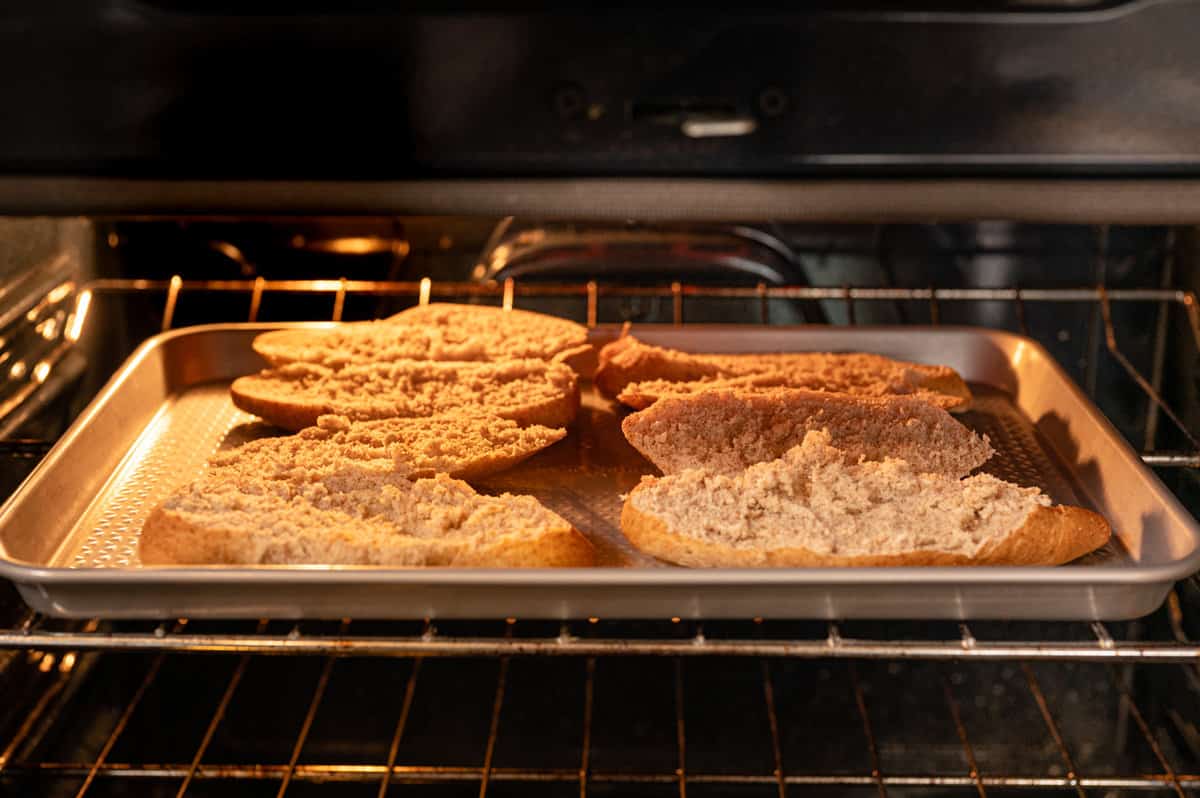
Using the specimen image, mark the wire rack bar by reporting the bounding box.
[83,274,1200,468]
[848,660,887,798]
[1109,664,1188,798]
[7,762,1200,790]
[760,660,787,798]
[1022,662,1086,798]
[941,672,987,798]
[3,628,1197,661]
[176,650,253,798]
[76,651,167,797]
[578,655,595,798]
[80,277,1195,305]
[673,657,687,798]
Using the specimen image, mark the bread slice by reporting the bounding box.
[140,471,595,567]
[622,389,992,477]
[230,359,580,432]
[209,414,566,483]
[621,430,1109,567]
[595,336,971,411]
[253,302,594,373]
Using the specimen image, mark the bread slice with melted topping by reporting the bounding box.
[621,430,1109,567]
[231,359,580,432]
[139,415,590,566]
[210,414,566,483]
[595,335,971,411]
[141,472,594,567]
[622,389,991,477]
[253,303,594,374]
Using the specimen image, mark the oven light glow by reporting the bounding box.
[419,277,432,306]
[8,361,25,379]
[312,236,386,255]
[36,317,58,340]
[66,290,92,342]
[32,362,50,383]
[47,281,75,304]
[1011,341,1028,368]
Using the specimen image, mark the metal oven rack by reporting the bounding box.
[2,608,1200,794]
[0,274,1199,795]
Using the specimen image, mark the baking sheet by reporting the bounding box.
[0,323,1195,620]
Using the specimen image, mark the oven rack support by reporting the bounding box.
[3,589,1200,661]
[2,610,1200,795]
[69,275,1200,468]
[2,279,1199,793]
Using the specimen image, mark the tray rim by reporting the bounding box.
[1,320,1197,589]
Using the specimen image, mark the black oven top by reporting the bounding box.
[4,1,1200,181]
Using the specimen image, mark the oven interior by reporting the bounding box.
[0,217,1196,796]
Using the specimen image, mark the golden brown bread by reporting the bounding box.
[620,430,1110,567]
[140,469,595,567]
[621,388,992,476]
[595,335,972,412]
[231,359,580,432]
[253,302,594,374]
[621,500,1110,567]
[207,414,566,483]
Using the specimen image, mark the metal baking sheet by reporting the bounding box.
[0,322,1196,620]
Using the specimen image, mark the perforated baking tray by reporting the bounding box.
[1,323,1197,620]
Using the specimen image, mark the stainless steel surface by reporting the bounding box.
[475,223,805,288]
[1,615,1199,661]
[0,317,1196,620]
[13,178,1200,222]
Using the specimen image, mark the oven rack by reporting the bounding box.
[1,606,1199,795]
[0,278,1198,794]
[58,274,1200,472]
[1,588,1200,660]
[0,276,1196,645]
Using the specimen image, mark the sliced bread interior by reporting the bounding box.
[141,470,594,567]
[622,389,992,477]
[231,359,580,431]
[596,336,972,411]
[253,302,593,373]
[210,414,565,483]
[621,429,1109,567]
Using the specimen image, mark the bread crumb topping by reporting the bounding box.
[631,429,1048,558]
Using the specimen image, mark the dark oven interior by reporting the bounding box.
[0,217,1195,796]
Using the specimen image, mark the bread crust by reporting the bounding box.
[230,364,581,432]
[595,337,718,396]
[595,336,972,411]
[620,487,1110,567]
[433,435,566,482]
[552,343,599,379]
[208,414,565,485]
[253,303,594,375]
[230,375,332,431]
[621,388,991,476]
[452,527,597,567]
[140,506,596,567]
